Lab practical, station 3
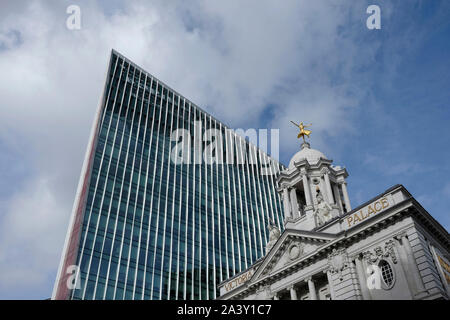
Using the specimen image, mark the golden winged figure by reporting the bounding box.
[290,121,312,143]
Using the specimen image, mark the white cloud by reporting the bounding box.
[0,0,389,298]
[0,178,69,299]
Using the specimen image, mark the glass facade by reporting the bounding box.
[53,50,285,300]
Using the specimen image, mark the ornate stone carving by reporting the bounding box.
[265,221,281,255]
[327,248,350,280]
[314,189,333,226]
[287,242,304,261]
[384,239,398,264]
[362,239,398,264]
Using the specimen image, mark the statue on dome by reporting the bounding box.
[290,121,312,143]
[314,188,333,226]
[265,220,280,255]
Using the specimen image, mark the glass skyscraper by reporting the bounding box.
[52,50,285,300]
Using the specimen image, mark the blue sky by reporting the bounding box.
[0,0,449,299]
[335,1,450,223]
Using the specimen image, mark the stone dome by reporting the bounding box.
[288,142,327,168]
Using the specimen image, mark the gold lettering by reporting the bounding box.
[360,209,368,220]
[381,197,389,209]
[225,270,254,292]
[347,198,392,228]
[374,201,382,212]
[347,216,353,227]
[438,256,450,273]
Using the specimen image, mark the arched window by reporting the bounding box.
[379,259,395,288]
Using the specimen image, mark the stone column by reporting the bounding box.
[326,271,336,300]
[319,179,329,204]
[333,183,344,213]
[399,233,426,295]
[289,285,298,300]
[324,171,335,204]
[273,293,279,300]
[306,277,317,300]
[282,188,291,219]
[394,235,416,295]
[302,176,312,207]
[354,256,371,300]
[341,182,351,212]
[290,188,299,218]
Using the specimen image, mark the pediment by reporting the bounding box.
[250,229,336,282]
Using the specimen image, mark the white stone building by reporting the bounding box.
[217,142,450,300]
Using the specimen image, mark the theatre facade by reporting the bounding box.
[218,141,450,300]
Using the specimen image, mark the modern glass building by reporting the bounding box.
[52,50,285,300]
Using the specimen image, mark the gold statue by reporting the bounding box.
[290,121,312,143]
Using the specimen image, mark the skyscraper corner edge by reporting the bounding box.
[51,51,115,300]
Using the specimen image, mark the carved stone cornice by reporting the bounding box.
[394,231,408,241]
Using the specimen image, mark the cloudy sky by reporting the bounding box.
[0,0,449,299]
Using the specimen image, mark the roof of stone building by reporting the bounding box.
[288,142,328,168]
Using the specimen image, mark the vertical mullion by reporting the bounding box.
[235,136,249,269]
[191,105,196,299]
[174,95,184,300]
[230,134,242,273]
[214,119,223,286]
[247,145,262,259]
[162,91,176,299]
[250,145,264,255]
[184,101,191,300]
[149,84,169,299]
[122,73,148,298]
[242,140,255,266]
[131,75,154,299]
[256,150,269,244]
[224,128,235,276]
[141,80,162,299]
[100,61,133,299]
[148,81,166,299]
[158,88,174,299]
[220,124,230,280]
[112,68,142,299]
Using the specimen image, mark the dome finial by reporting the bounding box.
[301,141,310,150]
[290,120,312,144]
